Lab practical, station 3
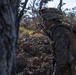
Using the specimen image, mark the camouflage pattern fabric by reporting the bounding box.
[51,25,73,75]
[70,60,76,75]
[41,8,62,20]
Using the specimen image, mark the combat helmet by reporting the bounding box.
[40,7,62,21]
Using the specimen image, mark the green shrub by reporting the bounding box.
[19,27,34,38]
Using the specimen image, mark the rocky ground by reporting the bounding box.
[16,36,54,75]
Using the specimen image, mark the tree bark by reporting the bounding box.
[0,0,20,75]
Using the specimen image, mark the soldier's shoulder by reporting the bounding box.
[51,24,70,38]
[52,24,70,32]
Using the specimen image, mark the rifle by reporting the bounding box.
[38,23,53,40]
[38,23,56,75]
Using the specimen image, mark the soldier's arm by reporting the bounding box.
[52,26,69,74]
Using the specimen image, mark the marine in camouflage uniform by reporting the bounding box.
[40,8,75,75]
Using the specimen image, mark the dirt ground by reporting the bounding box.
[16,36,54,75]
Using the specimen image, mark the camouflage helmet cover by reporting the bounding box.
[40,7,62,21]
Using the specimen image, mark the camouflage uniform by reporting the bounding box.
[40,7,75,75]
[52,25,72,75]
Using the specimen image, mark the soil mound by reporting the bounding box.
[16,36,54,75]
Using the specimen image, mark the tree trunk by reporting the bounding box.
[0,0,20,75]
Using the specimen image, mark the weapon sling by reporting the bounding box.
[38,23,56,75]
